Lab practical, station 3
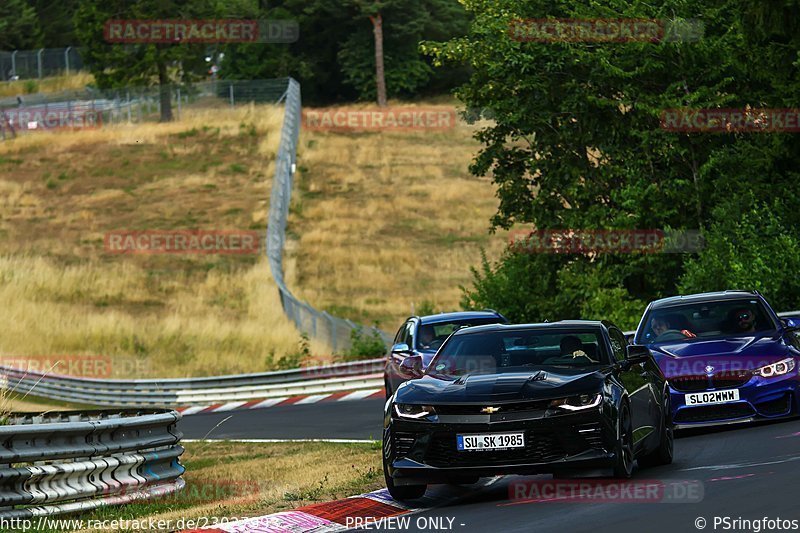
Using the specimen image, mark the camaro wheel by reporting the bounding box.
[612,403,634,478]
[638,392,674,467]
[383,456,426,501]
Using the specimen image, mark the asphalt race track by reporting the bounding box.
[180,402,800,533]
[179,398,387,440]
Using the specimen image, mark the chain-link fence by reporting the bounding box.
[0,79,290,136]
[0,47,84,80]
[266,78,391,353]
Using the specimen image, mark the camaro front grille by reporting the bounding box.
[434,400,551,415]
[423,422,604,468]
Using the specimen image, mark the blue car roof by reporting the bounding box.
[649,291,760,310]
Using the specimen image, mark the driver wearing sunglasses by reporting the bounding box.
[732,307,757,333]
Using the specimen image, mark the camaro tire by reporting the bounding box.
[612,403,635,478]
[383,457,426,501]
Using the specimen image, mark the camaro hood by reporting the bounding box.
[647,333,791,377]
[395,368,606,404]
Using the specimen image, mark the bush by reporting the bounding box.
[341,326,386,361]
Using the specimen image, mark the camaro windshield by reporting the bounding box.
[426,329,609,378]
[638,298,777,344]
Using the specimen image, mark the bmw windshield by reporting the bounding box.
[426,328,610,379]
[637,298,778,345]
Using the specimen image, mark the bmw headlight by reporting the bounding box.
[548,393,602,411]
[393,404,436,419]
[754,358,796,378]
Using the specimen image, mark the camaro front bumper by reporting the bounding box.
[670,373,799,429]
[384,408,617,486]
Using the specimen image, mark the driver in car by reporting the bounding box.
[731,307,757,333]
[417,326,436,349]
[651,316,697,339]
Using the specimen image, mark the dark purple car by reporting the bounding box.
[384,310,507,398]
[633,290,800,428]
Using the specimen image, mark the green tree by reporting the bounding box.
[426,0,800,324]
[75,0,214,121]
[219,0,469,104]
[1,0,42,50]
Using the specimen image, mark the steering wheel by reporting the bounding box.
[654,329,691,342]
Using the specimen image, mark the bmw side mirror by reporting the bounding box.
[625,345,651,365]
[391,343,412,356]
[399,355,424,379]
[781,317,800,331]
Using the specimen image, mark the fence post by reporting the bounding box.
[126,91,132,123]
[229,83,234,108]
[37,49,44,79]
[64,47,72,76]
[11,51,17,78]
[176,87,181,119]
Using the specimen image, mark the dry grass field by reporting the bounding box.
[0,104,330,378]
[0,80,509,378]
[0,72,95,98]
[287,102,509,330]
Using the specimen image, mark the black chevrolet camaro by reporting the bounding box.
[382,321,673,500]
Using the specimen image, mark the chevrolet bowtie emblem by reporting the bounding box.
[481,406,501,414]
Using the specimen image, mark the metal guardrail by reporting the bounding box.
[1,358,385,407]
[0,410,184,519]
[265,78,392,351]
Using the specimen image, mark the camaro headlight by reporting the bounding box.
[549,393,602,411]
[754,358,796,378]
[393,404,436,419]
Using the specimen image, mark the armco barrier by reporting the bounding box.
[0,410,184,519]
[266,78,392,352]
[1,358,385,407]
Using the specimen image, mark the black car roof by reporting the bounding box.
[452,320,607,336]
[649,291,760,310]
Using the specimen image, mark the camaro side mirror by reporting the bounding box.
[625,345,651,365]
[398,355,424,379]
[390,343,412,355]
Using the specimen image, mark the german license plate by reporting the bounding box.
[456,432,525,451]
[685,389,740,406]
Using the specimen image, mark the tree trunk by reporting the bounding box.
[157,59,173,122]
[369,14,387,107]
